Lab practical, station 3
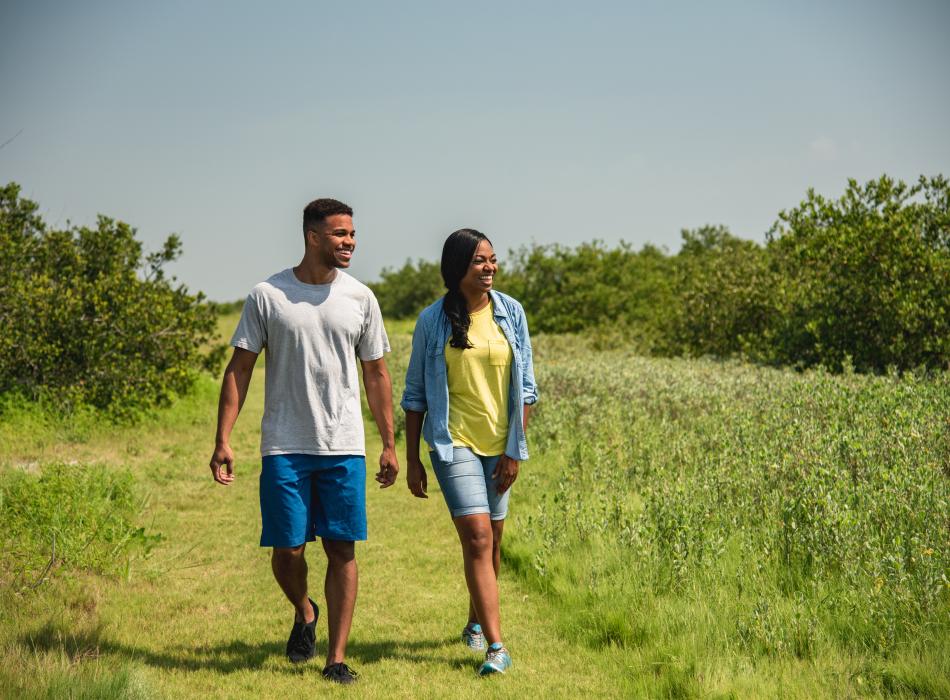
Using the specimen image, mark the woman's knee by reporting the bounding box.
[461,524,493,558]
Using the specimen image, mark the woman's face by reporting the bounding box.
[459,239,497,297]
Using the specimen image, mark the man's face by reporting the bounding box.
[307,213,355,268]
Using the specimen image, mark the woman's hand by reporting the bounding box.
[493,455,519,494]
[407,456,429,499]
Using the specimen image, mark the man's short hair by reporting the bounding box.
[303,198,353,234]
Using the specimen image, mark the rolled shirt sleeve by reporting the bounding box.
[517,305,538,405]
[400,319,428,413]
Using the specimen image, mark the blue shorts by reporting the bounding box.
[259,454,367,547]
[430,447,510,520]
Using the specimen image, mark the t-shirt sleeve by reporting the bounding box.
[357,291,390,361]
[230,292,266,354]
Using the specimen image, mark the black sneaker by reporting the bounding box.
[322,662,359,684]
[285,598,319,663]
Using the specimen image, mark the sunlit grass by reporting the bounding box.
[1,318,946,698]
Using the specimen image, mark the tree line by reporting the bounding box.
[0,174,946,417]
[0,182,221,417]
[372,175,950,373]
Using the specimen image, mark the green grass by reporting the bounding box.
[0,314,947,698]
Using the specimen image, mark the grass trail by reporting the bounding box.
[0,344,632,698]
[7,317,942,697]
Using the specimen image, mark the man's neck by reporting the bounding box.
[293,255,338,285]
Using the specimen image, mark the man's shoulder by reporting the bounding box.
[247,269,292,298]
[335,270,375,297]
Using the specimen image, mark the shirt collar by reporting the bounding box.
[488,290,508,318]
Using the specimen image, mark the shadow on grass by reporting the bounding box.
[20,622,463,674]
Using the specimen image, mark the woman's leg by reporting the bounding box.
[468,517,505,624]
[454,513,502,645]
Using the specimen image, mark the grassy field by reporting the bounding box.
[1,314,947,698]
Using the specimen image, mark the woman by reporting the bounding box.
[401,229,537,677]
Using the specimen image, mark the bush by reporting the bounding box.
[670,225,777,358]
[369,259,444,319]
[0,183,222,416]
[763,175,950,372]
[367,174,949,373]
[502,241,676,352]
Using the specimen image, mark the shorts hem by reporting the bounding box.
[260,536,311,548]
[261,449,366,457]
[449,506,492,518]
[313,530,367,542]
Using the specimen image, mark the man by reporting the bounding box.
[208,198,398,684]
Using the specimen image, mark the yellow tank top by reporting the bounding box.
[445,301,512,456]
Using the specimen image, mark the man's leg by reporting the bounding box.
[322,538,357,665]
[272,544,317,623]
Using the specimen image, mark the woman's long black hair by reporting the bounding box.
[441,228,491,349]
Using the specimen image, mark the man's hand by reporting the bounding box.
[375,446,399,488]
[210,442,235,485]
[406,457,428,498]
[493,455,519,494]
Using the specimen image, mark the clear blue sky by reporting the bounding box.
[2,0,948,301]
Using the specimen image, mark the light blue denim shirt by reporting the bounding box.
[401,290,538,463]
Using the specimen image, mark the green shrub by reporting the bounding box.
[502,241,676,352]
[764,174,950,372]
[370,175,949,373]
[369,258,444,319]
[0,463,161,590]
[670,225,777,358]
[0,182,222,417]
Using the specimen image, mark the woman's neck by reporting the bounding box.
[463,289,490,313]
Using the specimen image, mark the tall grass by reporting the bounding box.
[503,335,949,694]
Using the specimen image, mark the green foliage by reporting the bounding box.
[369,258,444,319]
[511,338,949,671]
[763,174,950,372]
[370,174,950,373]
[0,182,223,416]
[0,463,161,590]
[671,225,776,358]
[502,241,676,352]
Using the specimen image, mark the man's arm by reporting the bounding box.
[209,347,259,485]
[405,409,428,498]
[360,356,399,488]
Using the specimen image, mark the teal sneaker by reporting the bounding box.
[477,642,512,676]
[462,622,485,651]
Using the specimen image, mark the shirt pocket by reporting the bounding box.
[488,339,509,366]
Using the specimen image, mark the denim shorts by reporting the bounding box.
[430,446,510,520]
[259,453,367,547]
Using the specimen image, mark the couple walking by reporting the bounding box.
[208,198,537,683]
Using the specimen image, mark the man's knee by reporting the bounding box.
[322,538,355,565]
[272,544,306,565]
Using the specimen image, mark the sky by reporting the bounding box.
[1,0,948,301]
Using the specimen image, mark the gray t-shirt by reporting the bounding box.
[230,268,390,456]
